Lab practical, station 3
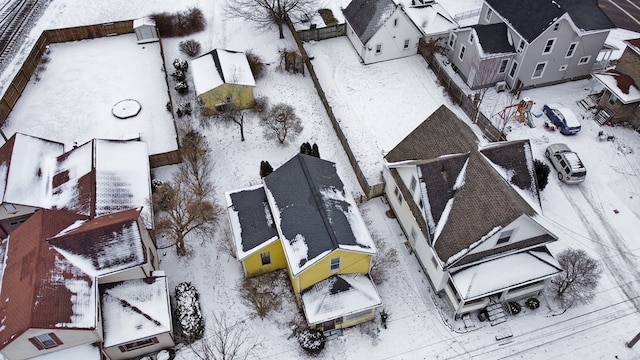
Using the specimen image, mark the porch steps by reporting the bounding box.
[577,96,597,111]
[486,302,507,326]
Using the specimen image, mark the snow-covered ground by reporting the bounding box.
[1,0,640,359]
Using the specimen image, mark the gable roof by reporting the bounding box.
[473,23,514,55]
[48,208,146,277]
[263,154,375,275]
[0,209,95,350]
[191,49,255,96]
[486,0,614,43]
[0,133,65,208]
[100,274,172,348]
[403,2,458,36]
[226,185,279,260]
[385,105,547,265]
[343,0,398,44]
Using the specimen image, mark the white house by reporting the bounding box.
[382,105,562,317]
[343,0,423,64]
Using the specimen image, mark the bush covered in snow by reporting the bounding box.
[296,328,326,354]
[175,81,189,95]
[173,59,189,72]
[508,301,521,315]
[525,297,540,310]
[171,70,186,82]
[174,282,205,343]
[179,39,201,57]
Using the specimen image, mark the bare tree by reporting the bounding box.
[191,311,260,360]
[216,225,238,259]
[153,130,222,256]
[469,57,504,123]
[218,103,247,141]
[239,270,288,318]
[369,232,399,284]
[551,248,602,311]
[224,0,316,39]
[261,103,302,144]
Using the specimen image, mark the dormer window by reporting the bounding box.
[496,229,514,245]
[410,176,417,192]
[485,8,493,22]
[393,18,398,27]
[3,203,17,214]
[553,23,559,31]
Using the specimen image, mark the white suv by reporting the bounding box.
[545,143,586,184]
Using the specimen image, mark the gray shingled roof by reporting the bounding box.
[264,154,372,271]
[473,23,514,55]
[486,0,613,43]
[343,0,397,44]
[228,187,278,253]
[385,105,544,265]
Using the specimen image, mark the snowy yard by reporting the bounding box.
[1,0,640,359]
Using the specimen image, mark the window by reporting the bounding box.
[330,257,341,272]
[485,8,493,22]
[410,227,417,242]
[559,64,568,71]
[553,23,560,31]
[431,255,439,268]
[468,32,474,44]
[609,93,618,105]
[496,229,514,245]
[260,252,271,266]
[448,33,457,49]
[375,44,382,54]
[578,55,591,65]
[393,18,398,27]
[509,61,518,78]
[394,186,403,203]
[543,38,556,54]
[410,176,417,192]
[517,39,526,54]
[498,59,509,73]
[418,198,424,208]
[459,45,466,60]
[29,333,62,350]
[119,337,159,352]
[225,95,232,103]
[2,204,17,214]
[403,39,410,49]
[565,42,578,58]
[532,62,547,79]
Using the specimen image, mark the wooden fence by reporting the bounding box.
[0,20,182,168]
[417,43,505,142]
[296,23,346,42]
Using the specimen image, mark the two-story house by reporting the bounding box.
[382,105,562,317]
[226,154,381,331]
[593,38,640,128]
[446,0,614,90]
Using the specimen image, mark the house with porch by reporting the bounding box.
[226,153,381,331]
[0,133,173,359]
[593,38,640,129]
[343,0,423,64]
[191,49,256,114]
[446,0,615,90]
[382,105,562,317]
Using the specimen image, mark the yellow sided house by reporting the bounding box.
[226,154,381,331]
[191,49,256,114]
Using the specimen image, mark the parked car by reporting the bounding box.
[542,104,581,135]
[545,143,586,184]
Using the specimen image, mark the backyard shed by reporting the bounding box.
[133,17,159,44]
[191,49,256,114]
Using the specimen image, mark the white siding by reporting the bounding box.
[360,7,422,64]
[2,328,101,360]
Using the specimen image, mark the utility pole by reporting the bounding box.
[626,331,640,348]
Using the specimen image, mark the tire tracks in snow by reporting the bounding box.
[563,186,640,312]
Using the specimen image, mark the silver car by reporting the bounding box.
[545,143,586,184]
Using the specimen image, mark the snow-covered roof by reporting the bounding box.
[0,209,97,350]
[191,49,255,96]
[133,17,156,28]
[403,3,458,36]
[451,248,562,300]
[343,0,397,44]
[0,134,153,228]
[225,185,279,260]
[300,274,381,325]
[264,154,376,276]
[592,70,640,104]
[0,133,65,208]
[49,208,146,278]
[101,274,172,347]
